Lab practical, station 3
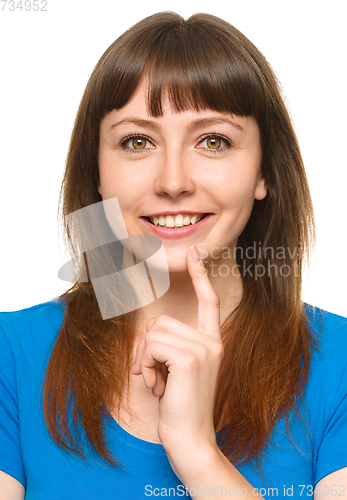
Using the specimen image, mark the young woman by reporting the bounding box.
[1,11,346,500]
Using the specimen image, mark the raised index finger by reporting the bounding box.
[188,245,221,341]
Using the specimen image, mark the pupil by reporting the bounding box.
[133,138,145,149]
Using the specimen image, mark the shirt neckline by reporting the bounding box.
[106,413,168,456]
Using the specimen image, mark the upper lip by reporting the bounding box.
[143,211,209,218]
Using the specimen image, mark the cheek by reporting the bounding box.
[224,186,256,226]
[97,161,145,229]
[98,156,126,199]
[215,167,260,208]
[208,144,262,195]
[98,149,148,198]
[213,165,261,236]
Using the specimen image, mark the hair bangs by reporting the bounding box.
[144,28,265,119]
[100,13,267,121]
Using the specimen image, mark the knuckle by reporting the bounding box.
[198,343,209,361]
[145,332,157,345]
[217,342,224,359]
[182,352,198,370]
[207,337,224,358]
[155,315,168,326]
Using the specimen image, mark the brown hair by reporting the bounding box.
[44,11,317,472]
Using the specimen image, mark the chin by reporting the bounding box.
[164,255,190,273]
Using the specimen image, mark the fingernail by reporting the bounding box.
[190,245,201,263]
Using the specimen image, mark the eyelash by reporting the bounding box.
[119,133,232,154]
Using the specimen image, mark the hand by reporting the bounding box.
[132,245,224,456]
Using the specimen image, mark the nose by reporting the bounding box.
[154,148,195,199]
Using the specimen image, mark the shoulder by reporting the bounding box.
[0,297,67,360]
[303,302,347,358]
[303,302,347,413]
[304,302,347,332]
[302,305,347,483]
[0,299,66,490]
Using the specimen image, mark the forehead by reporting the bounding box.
[101,74,256,134]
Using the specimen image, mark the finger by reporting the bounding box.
[139,342,171,390]
[141,360,159,390]
[132,317,157,376]
[144,315,220,347]
[188,245,221,340]
[146,317,157,331]
[152,363,166,397]
[134,330,209,375]
[135,315,205,376]
[140,341,193,378]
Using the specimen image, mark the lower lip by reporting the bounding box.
[140,214,214,239]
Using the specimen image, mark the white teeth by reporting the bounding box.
[160,215,174,227]
[157,215,165,226]
[150,214,203,227]
[175,215,184,227]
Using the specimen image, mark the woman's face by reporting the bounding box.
[98,77,267,272]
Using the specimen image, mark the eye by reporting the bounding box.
[197,135,232,153]
[120,134,155,153]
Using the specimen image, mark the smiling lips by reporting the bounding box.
[148,213,206,228]
[140,213,213,239]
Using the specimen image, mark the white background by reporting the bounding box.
[0,0,346,316]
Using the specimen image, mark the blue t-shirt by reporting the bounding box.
[0,299,347,499]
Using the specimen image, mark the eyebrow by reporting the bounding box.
[109,116,244,132]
